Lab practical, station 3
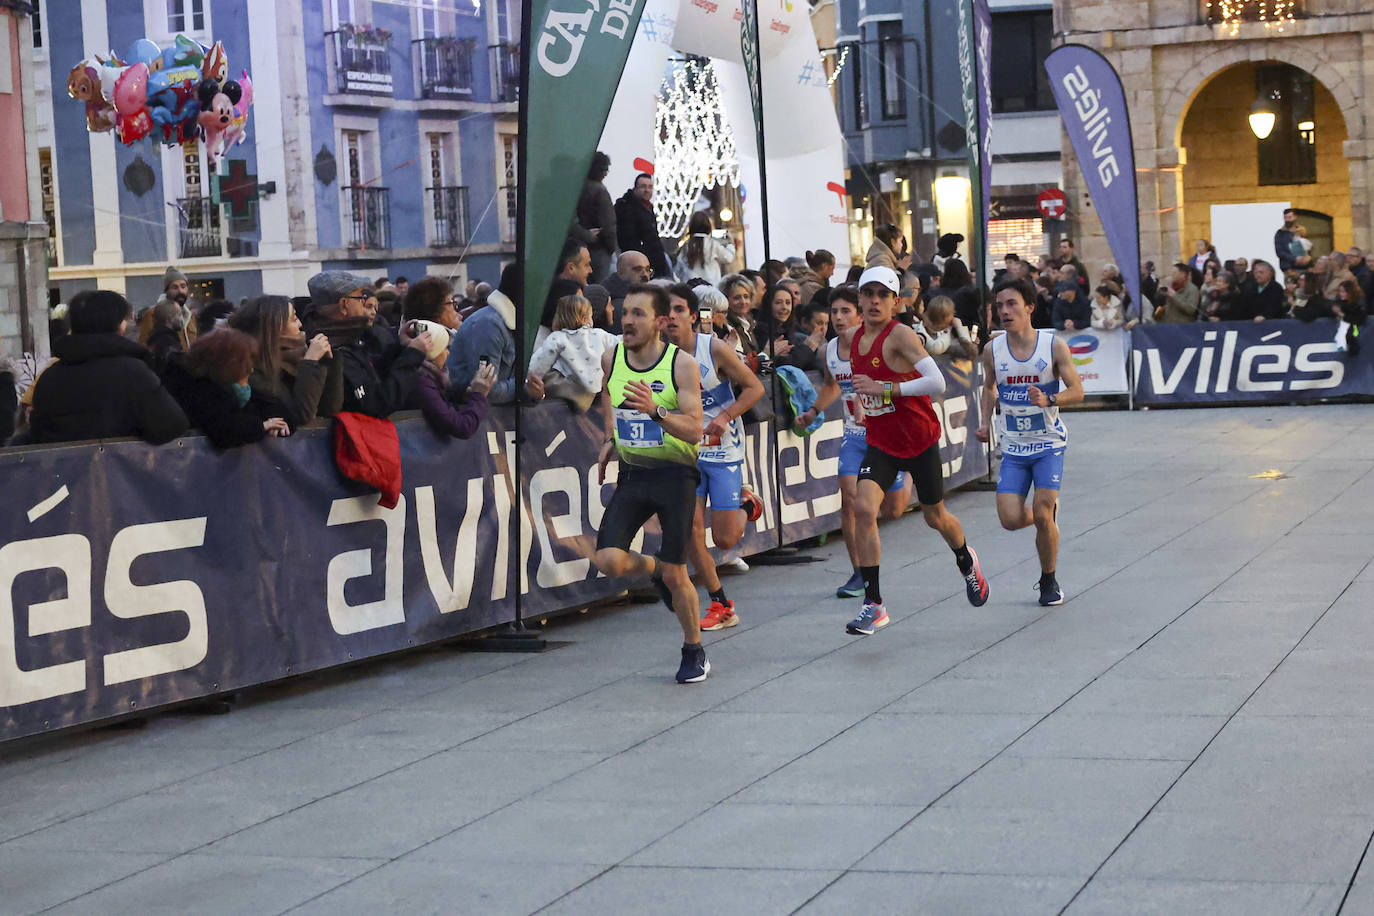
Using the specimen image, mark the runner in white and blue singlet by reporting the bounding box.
[664,284,764,632]
[976,277,1084,606]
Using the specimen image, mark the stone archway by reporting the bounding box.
[1160,44,1359,152]
[1156,41,1367,257]
[1175,60,1352,262]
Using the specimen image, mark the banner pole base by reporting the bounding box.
[748,547,822,566]
[449,622,547,653]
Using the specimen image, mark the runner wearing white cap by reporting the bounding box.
[798,266,989,634]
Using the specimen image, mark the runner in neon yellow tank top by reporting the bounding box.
[594,285,711,684]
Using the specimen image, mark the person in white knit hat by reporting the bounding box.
[404,318,494,439]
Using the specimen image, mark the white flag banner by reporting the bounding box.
[600,0,851,274]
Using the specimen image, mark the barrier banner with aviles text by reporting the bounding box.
[1131,318,1374,404]
[0,358,986,742]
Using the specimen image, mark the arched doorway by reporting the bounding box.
[1177,61,1350,265]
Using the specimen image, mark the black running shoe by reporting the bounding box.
[1036,579,1066,606]
[676,645,710,683]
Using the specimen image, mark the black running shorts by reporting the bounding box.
[596,463,701,565]
[858,441,944,506]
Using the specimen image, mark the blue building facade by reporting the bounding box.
[38,0,518,310]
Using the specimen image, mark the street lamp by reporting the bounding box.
[1248,98,1276,140]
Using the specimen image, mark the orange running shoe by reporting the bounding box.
[700,599,739,631]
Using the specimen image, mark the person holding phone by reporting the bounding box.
[302,271,430,418]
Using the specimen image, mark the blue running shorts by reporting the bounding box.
[997,448,1065,498]
[840,436,906,493]
[696,460,743,510]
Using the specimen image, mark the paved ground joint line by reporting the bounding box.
[1057,557,1374,915]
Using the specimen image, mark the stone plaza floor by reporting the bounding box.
[3,404,1374,915]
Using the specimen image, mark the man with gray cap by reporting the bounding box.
[303,270,431,417]
[138,266,198,346]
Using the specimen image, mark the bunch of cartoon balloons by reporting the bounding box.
[68,35,253,167]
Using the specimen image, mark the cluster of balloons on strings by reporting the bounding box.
[67,35,253,167]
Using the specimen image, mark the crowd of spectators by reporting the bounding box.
[1148,207,1371,351]
[9,162,1370,452]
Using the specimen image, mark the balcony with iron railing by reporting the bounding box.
[342,186,391,250]
[415,37,475,98]
[177,197,222,259]
[490,43,519,102]
[329,24,394,96]
[429,186,471,247]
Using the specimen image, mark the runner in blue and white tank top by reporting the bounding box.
[799,288,911,598]
[664,285,765,631]
[976,278,1084,606]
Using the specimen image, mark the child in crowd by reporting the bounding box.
[1091,284,1125,330]
[914,295,977,359]
[406,319,494,438]
[525,293,618,412]
[1291,225,1313,265]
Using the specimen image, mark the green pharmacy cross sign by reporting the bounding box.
[211,159,260,220]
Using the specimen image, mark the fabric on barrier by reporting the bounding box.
[1131,318,1374,405]
[0,356,986,741]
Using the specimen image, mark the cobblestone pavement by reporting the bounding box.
[3,405,1373,915]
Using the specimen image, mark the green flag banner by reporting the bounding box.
[519,0,646,364]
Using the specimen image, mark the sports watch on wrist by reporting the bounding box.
[651,405,669,422]
[1047,394,1058,406]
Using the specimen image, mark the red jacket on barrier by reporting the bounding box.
[333,411,402,509]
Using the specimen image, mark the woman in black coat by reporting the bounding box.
[27,290,188,445]
[162,328,291,449]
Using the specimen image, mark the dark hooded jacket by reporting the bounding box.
[28,334,188,444]
[161,356,277,450]
[614,190,673,279]
[304,313,425,418]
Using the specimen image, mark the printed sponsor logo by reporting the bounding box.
[536,0,640,78]
[1067,334,1098,367]
[1059,64,1121,187]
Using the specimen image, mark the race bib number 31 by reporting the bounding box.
[614,407,663,447]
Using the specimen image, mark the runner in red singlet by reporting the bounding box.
[802,266,989,635]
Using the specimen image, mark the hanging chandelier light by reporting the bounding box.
[1205,0,1299,37]
[654,58,742,240]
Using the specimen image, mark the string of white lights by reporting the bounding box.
[826,45,849,87]
[1204,0,1299,36]
[653,58,741,239]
